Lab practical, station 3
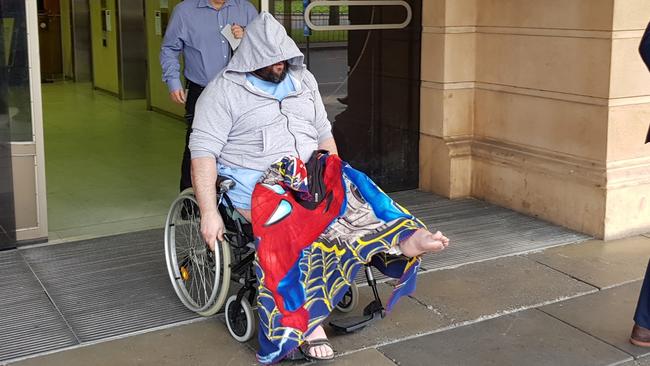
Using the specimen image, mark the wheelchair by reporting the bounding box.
[164,179,369,342]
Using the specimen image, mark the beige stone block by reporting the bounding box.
[605,184,650,240]
[474,90,609,161]
[419,134,472,198]
[422,0,446,27]
[477,0,614,30]
[607,103,650,161]
[476,33,611,97]
[450,154,472,198]
[445,0,477,27]
[442,88,475,137]
[421,33,445,82]
[420,87,445,137]
[613,0,650,30]
[471,158,606,238]
[609,38,650,98]
[421,33,476,83]
[422,0,477,27]
[420,87,474,138]
[420,134,451,196]
[443,32,476,82]
[12,155,38,230]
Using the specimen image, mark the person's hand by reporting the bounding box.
[170,88,186,104]
[200,211,225,252]
[232,24,244,39]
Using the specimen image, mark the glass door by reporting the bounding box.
[270,0,421,191]
[0,0,48,247]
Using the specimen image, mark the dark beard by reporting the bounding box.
[253,64,288,84]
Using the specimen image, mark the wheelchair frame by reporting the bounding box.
[164,179,377,343]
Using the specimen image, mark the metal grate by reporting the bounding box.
[355,191,590,282]
[0,250,78,362]
[20,229,198,343]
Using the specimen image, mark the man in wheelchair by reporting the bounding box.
[188,12,449,364]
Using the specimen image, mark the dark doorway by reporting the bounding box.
[272,0,421,191]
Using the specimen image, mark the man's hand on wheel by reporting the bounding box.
[170,88,186,104]
[200,211,225,252]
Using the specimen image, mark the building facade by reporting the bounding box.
[419,0,650,239]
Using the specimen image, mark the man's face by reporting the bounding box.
[254,61,288,84]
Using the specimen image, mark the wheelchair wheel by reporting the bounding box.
[164,188,231,316]
[225,295,255,343]
[335,282,359,313]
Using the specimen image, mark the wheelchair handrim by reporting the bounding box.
[164,190,222,313]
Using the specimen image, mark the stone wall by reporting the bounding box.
[420,0,650,239]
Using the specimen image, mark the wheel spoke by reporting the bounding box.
[195,256,209,305]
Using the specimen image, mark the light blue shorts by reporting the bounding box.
[218,165,264,210]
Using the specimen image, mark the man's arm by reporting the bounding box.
[192,157,224,251]
[306,73,336,153]
[160,6,185,103]
[189,82,233,249]
[319,137,338,155]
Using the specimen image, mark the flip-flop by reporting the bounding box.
[283,348,306,361]
[299,338,335,361]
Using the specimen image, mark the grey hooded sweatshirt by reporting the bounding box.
[188,12,333,171]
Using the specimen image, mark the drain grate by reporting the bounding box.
[20,229,198,343]
[0,250,78,362]
[355,191,590,282]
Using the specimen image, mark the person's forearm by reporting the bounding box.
[191,157,218,216]
[318,137,338,155]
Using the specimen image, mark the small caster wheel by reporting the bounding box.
[225,295,255,342]
[336,282,359,313]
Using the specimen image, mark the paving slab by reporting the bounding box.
[296,349,397,366]
[527,236,650,289]
[324,282,448,352]
[379,309,632,366]
[541,281,650,358]
[9,318,258,366]
[406,256,596,324]
[618,355,650,366]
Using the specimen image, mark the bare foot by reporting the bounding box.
[303,325,333,359]
[400,229,449,257]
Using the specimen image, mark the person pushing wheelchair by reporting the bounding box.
[189,12,449,363]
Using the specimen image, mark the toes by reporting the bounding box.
[325,345,333,357]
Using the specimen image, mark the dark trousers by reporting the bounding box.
[634,260,650,329]
[180,80,205,191]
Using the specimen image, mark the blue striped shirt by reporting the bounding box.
[160,0,257,92]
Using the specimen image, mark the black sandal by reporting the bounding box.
[299,338,335,361]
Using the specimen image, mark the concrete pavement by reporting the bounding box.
[8,235,650,366]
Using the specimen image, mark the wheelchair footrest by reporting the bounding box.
[328,308,383,334]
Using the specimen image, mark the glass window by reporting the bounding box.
[1,0,33,143]
[0,0,32,248]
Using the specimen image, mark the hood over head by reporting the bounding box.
[225,12,305,80]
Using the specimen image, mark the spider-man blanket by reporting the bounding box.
[251,153,425,364]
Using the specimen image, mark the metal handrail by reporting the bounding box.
[304,0,412,31]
